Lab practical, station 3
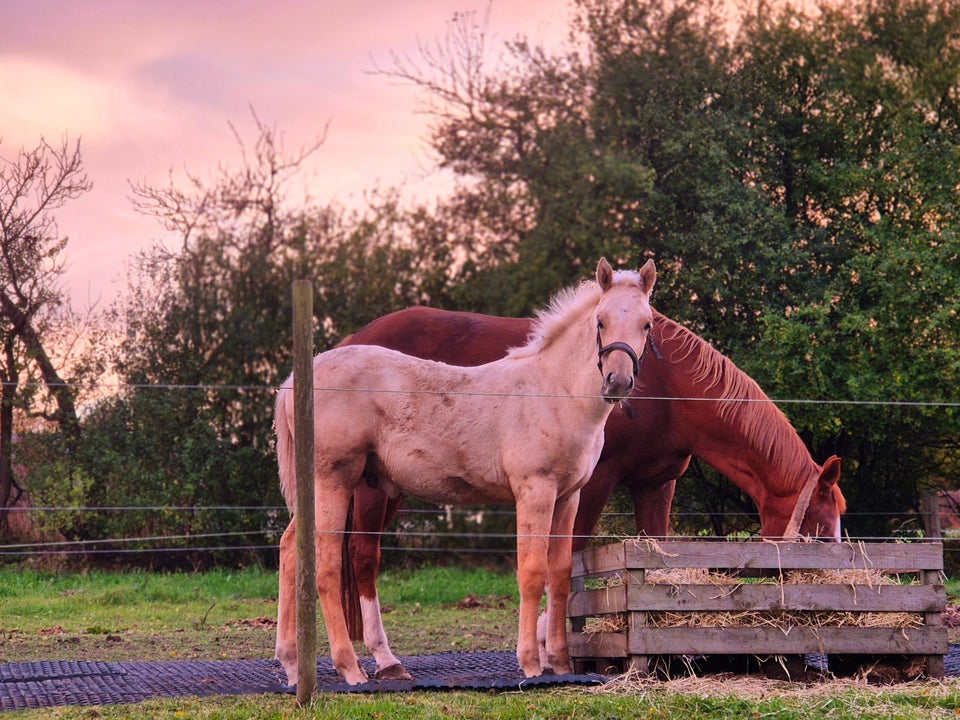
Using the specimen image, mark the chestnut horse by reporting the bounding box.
[275,258,656,685]
[334,304,846,658]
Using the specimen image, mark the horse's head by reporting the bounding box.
[786,455,846,541]
[594,257,656,403]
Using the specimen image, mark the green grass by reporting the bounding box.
[0,567,278,633]
[379,565,518,605]
[5,679,960,719]
[1,565,959,719]
[0,564,520,665]
[945,575,960,600]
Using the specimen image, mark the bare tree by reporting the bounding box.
[0,135,91,537]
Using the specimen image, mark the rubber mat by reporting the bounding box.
[0,651,602,711]
[3,648,958,711]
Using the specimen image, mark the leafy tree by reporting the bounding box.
[51,115,458,567]
[0,136,97,541]
[386,0,960,539]
[573,0,791,351]
[17,0,960,558]
[379,9,623,315]
[735,0,960,537]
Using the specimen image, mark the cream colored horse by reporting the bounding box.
[274,257,656,685]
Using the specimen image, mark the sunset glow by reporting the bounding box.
[0,0,572,306]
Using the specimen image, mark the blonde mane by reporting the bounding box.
[508,270,642,360]
[659,318,814,493]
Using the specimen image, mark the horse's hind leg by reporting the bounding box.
[275,517,299,685]
[316,478,369,685]
[277,503,370,686]
[349,483,411,680]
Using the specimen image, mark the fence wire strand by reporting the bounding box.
[4,378,958,563]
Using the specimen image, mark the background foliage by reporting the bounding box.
[5,0,959,568]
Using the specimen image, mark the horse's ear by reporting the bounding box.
[819,455,841,488]
[639,258,656,294]
[596,257,614,291]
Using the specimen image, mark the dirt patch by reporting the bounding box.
[223,617,277,630]
[0,624,278,664]
[453,594,513,610]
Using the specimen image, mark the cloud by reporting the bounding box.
[0,58,120,143]
[0,0,574,307]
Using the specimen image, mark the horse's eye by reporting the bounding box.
[597,320,604,330]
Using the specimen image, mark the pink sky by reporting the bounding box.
[1,0,572,308]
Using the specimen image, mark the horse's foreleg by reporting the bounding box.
[275,517,299,685]
[542,490,579,675]
[571,462,620,553]
[514,487,556,677]
[630,478,676,538]
[317,484,368,685]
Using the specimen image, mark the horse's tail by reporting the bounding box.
[341,498,365,641]
[274,381,297,513]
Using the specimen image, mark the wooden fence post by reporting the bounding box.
[293,280,317,705]
[922,494,942,540]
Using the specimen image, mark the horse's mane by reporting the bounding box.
[659,316,816,494]
[507,269,642,360]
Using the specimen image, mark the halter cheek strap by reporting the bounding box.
[648,333,663,360]
[783,474,820,540]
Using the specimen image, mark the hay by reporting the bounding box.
[645,567,739,586]
[571,672,960,700]
[583,614,627,634]
[646,608,924,630]
[584,573,625,590]
[642,567,911,588]
[580,565,925,633]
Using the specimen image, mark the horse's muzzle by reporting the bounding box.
[598,340,640,402]
[601,371,635,403]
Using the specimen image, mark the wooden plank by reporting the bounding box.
[603,583,947,614]
[615,540,943,572]
[623,627,948,656]
[573,543,628,577]
[568,630,628,658]
[568,586,628,616]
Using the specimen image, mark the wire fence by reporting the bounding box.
[4,380,959,569]
[8,377,960,407]
[2,505,958,564]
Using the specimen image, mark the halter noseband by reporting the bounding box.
[596,326,642,379]
[596,324,654,419]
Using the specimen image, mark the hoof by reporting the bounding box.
[375,662,413,681]
[342,660,369,686]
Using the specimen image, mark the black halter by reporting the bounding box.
[596,324,660,419]
[596,325,642,379]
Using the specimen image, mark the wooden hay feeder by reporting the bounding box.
[568,540,948,678]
